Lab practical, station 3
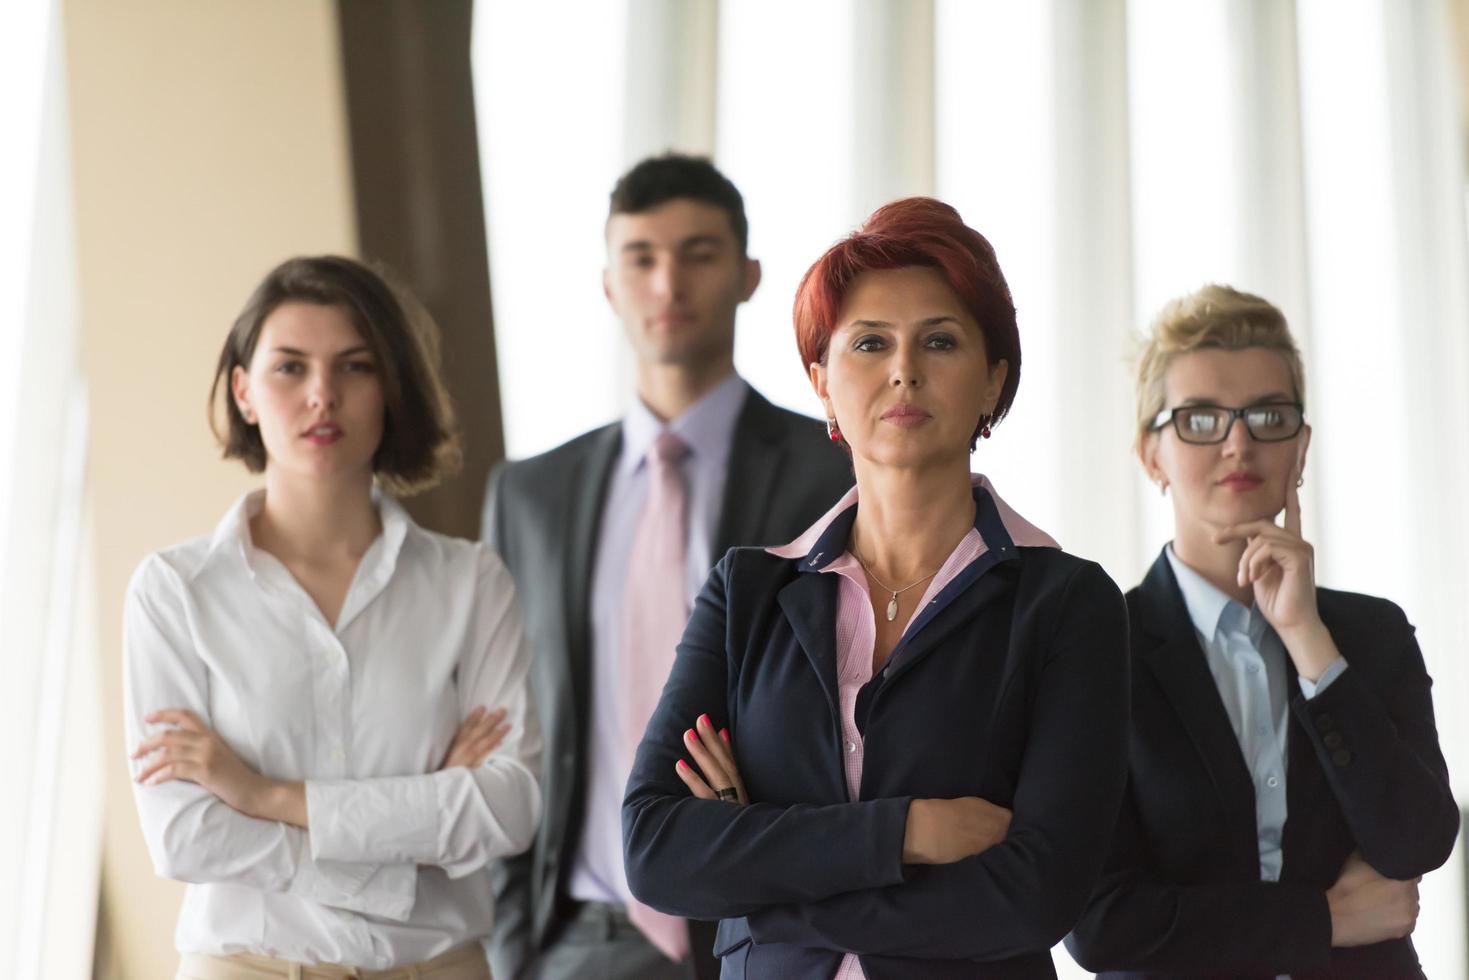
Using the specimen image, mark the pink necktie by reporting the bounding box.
[622,431,692,962]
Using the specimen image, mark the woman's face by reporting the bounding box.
[231,302,385,486]
[810,266,1007,472]
[1140,347,1310,536]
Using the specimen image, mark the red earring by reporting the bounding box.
[827,419,842,443]
[980,423,992,439]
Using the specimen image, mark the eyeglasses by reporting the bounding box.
[1151,401,1305,444]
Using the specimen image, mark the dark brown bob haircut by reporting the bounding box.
[209,255,461,496]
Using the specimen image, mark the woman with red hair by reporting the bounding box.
[623,198,1130,978]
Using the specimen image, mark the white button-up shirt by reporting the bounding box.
[123,490,543,968]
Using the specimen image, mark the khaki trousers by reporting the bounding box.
[176,942,490,980]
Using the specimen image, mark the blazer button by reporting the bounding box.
[1331,748,1352,768]
[1314,713,1335,733]
[1323,731,1344,749]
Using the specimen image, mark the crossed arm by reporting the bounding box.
[623,557,1131,960]
[123,553,543,919]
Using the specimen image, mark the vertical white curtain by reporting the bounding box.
[718,0,861,412]
[472,0,631,459]
[1296,1,1469,969]
[474,1,1469,972]
[0,1,98,978]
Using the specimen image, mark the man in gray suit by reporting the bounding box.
[482,154,852,980]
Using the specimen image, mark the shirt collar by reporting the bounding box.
[767,473,1059,570]
[619,372,749,476]
[1164,544,1265,642]
[204,486,413,581]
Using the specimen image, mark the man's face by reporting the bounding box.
[603,199,760,369]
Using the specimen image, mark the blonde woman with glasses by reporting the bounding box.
[1067,284,1458,979]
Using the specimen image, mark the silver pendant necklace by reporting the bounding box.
[854,551,939,622]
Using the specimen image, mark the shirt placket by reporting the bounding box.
[829,562,875,980]
[307,612,352,779]
[1227,611,1285,881]
[832,567,873,799]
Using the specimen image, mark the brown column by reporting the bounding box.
[338,0,503,539]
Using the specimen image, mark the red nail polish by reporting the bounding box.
[720,729,730,742]
[676,759,689,770]
[699,714,712,728]
[685,729,696,741]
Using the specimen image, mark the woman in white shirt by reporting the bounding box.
[124,255,542,979]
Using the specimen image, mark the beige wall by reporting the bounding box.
[64,1,356,976]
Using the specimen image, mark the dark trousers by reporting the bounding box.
[523,902,715,980]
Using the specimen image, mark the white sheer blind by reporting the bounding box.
[1,1,98,978]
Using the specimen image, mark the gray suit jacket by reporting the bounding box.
[482,387,853,979]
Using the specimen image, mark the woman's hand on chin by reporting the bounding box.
[675,713,748,805]
[1213,477,1341,680]
[1212,475,1317,629]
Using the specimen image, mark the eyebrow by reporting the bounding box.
[678,235,726,250]
[269,345,374,358]
[846,316,964,330]
[1175,392,1294,407]
[620,234,729,254]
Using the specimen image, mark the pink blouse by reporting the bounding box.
[768,475,1057,979]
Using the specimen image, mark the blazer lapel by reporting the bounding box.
[1135,551,1260,864]
[564,424,622,723]
[878,563,1017,691]
[714,389,785,556]
[776,571,842,724]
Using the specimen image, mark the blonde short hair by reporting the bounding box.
[1135,284,1306,445]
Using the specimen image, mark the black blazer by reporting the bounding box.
[482,388,852,979]
[623,485,1130,979]
[1067,550,1459,979]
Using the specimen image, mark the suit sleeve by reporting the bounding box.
[1065,778,1333,974]
[743,561,1132,960]
[1290,604,1459,879]
[480,462,539,980]
[623,555,913,919]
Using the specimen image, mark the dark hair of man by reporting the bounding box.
[208,255,461,496]
[607,152,750,255]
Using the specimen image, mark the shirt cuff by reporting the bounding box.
[286,829,418,920]
[1298,657,1348,699]
[306,776,440,865]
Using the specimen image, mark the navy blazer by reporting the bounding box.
[623,486,1130,979]
[1067,550,1459,979]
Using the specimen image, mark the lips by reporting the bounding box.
[881,403,932,429]
[303,422,343,445]
[1218,472,1263,491]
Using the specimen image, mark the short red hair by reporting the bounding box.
[793,197,1021,427]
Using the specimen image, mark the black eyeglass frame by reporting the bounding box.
[1150,401,1306,444]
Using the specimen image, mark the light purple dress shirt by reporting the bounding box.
[568,372,750,905]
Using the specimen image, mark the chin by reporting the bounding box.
[857,440,964,471]
[1206,496,1282,527]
